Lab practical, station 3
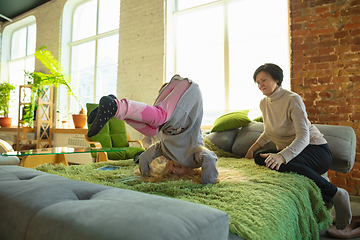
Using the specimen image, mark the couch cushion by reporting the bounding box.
[0,166,229,240]
[206,128,240,153]
[211,110,251,132]
[314,124,356,174]
[231,121,276,157]
[209,121,355,174]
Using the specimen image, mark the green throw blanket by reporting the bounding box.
[35,139,332,240]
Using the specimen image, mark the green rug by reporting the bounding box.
[35,140,332,240]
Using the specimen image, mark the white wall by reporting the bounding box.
[118,0,166,140]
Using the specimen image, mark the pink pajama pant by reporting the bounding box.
[113,80,190,136]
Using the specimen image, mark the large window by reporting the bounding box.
[168,0,290,125]
[5,22,36,125]
[65,0,120,115]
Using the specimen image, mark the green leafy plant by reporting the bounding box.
[0,82,16,117]
[24,46,83,127]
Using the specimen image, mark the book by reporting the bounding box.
[96,165,123,171]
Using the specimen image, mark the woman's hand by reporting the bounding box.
[245,142,261,159]
[245,149,254,159]
[261,153,285,170]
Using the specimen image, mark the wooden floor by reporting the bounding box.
[319,196,360,240]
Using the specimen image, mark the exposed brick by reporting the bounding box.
[349,15,360,22]
[293,16,310,24]
[308,69,339,78]
[334,30,349,39]
[305,35,319,42]
[306,22,316,29]
[319,92,333,100]
[307,107,322,114]
[342,5,360,16]
[319,12,332,20]
[309,54,338,63]
[304,92,318,99]
[350,76,360,82]
[304,78,318,85]
[319,47,335,55]
[333,76,349,83]
[350,0,360,7]
[293,29,310,37]
[293,71,308,79]
[318,77,332,84]
[304,63,316,71]
[339,68,360,76]
[351,45,360,52]
[328,170,336,177]
[345,187,357,196]
[350,29,360,37]
[316,62,330,69]
[352,37,360,44]
[293,36,305,44]
[347,97,360,105]
[338,45,351,54]
[293,43,310,51]
[319,40,340,48]
[331,176,347,185]
[293,64,304,72]
[316,98,347,107]
[344,22,360,30]
[352,170,360,179]
[310,28,337,36]
[338,105,354,114]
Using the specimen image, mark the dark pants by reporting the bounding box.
[254,144,337,202]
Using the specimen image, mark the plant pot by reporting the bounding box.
[72,114,87,128]
[0,117,12,127]
[61,120,67,129]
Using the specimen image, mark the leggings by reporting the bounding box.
[114,79,190,136]
[254,144,337,202]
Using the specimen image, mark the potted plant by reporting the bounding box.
[72,108,87,128]
[0,82,16,127]
[24,46,85,128]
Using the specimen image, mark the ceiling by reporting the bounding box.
[0,0,52,22]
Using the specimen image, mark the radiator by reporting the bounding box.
[66,137,93,164]
[67,137,90,148]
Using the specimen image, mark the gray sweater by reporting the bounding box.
[139,75,218,184]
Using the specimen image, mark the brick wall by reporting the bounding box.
[290,0,360,195]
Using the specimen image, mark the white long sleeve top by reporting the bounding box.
[255,87,327,163]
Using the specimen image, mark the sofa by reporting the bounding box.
[204,121,356,174]
[0,165,230,240]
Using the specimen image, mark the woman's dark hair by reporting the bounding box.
[253,63,283,86]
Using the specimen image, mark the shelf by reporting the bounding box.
[0,126,88,135]
[50,128,88,134]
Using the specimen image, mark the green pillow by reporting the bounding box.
[253,116,263,122]
[211,110,251,132]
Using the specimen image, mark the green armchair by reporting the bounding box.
[85,103,144,162]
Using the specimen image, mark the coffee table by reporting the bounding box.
[2,147,126,168]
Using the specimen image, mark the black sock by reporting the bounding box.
[87,95,117,137]
[87,94,117,124]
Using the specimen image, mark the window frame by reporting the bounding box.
[59,0,120,119]
[166,0,290,126]
[1,16,37,126]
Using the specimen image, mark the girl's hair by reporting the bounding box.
[137,158,245,184]
[253,63,283,86]
[143,158,202,183]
